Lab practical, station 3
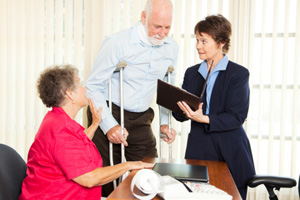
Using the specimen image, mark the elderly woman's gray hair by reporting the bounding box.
[37,65,79,108]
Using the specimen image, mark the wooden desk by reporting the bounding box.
[107,157,242,200]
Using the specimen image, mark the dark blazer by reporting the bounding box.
[173,61,255,192]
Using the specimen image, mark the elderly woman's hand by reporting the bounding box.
[88,98,102,126]
[84,98,102,139]
[129,161,154,170]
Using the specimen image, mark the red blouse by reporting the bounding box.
[19,107,103,200]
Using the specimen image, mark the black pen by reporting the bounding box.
[180,181,193,192]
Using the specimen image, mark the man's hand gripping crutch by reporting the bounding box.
[159,66,177,158]
[107,61,129,186]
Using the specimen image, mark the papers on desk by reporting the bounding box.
[131,169,232,200]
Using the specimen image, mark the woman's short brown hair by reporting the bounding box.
[37,65,78,108]
[194,14,232,54]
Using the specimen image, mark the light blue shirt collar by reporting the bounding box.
[198,55,228,78]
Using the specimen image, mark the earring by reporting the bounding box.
[72,100,75,104]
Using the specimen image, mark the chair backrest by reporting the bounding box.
[0,144,27,200]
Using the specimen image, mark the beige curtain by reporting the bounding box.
[0,0,299,199]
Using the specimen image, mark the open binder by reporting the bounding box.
[156,79,201,115]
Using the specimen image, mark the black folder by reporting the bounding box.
[152,162,209,183]
[156,79,201,115]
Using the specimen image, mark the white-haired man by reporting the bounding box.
[86,0,178,196]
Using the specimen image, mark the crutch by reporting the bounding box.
[108,69,116,189]
[108,61,128,187]
[159,66,174,159]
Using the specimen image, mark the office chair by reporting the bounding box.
[248,175,297,200]
[0,144,27,200]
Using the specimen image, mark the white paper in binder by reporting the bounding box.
[131,169,233,200]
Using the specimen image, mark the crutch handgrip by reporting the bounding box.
[167,66,174,73]
[160,132,167,138]
[115,61,127,72]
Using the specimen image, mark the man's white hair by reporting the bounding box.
[143,0,173,17]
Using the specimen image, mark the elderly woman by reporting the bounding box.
[173,14,255,199]
[18,65,152,200]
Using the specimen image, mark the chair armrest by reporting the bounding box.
[248,175,296,188]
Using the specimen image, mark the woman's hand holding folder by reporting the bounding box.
[177,101,210,124]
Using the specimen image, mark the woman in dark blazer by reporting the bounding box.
[173,14,255,200]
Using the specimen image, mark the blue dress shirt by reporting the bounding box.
[198,55,229,114]
[86,22,179,134]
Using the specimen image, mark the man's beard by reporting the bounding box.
[148,34,166,46]
[144,21,166,46]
